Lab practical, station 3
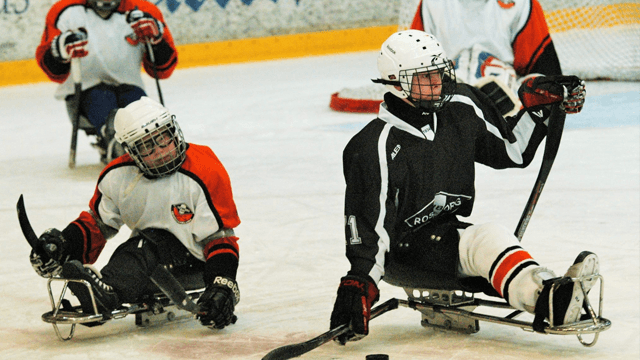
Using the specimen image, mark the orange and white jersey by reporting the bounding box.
[75,143,240,264]
[411,0,559,76]
[35,0,177,100]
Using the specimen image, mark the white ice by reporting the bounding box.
[0,52,638,360]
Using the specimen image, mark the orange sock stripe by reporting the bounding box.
[491,250,534,297]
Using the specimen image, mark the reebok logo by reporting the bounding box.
[213,276,241,303]
[533,110,544,118]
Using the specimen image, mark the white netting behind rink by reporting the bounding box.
[539,0,640,81]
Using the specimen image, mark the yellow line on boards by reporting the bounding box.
[0,25,397,87]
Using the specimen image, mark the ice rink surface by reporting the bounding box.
[0,51,638,359]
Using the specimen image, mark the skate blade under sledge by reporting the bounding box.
[398,273,611,347]
[41,277,204,341]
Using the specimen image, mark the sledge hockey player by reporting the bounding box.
[410,0,565,117]
[35,0,178,163]
[329,30,594,344]
[28,97,241,330]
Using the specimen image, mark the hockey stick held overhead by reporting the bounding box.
[261,298,399,360]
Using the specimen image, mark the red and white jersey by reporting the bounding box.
[411,0,557,76]
[35,0,177,100]
[74,144,240,264]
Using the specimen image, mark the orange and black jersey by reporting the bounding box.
[60,143,241,281]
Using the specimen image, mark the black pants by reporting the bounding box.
[100,229,203,303]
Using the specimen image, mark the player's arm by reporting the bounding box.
[123,1,178,79]
[512,0,562,76]
[35,3,88,83]
[331,131,392,343]
[29,209,115,278]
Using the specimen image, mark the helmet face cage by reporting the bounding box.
[88,0,121,12]
[399,59,456,112]
[123,115,187,178]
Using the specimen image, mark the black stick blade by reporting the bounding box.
[17,195,39,249]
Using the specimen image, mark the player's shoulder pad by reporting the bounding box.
[46,0,85,28]
[180,143,227,177]
[97,154,137,182]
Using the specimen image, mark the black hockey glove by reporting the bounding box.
[197,276,240,329]
[126,9,164,45]
[556,76,586,114]
[329,273,380,345]
[51,28,88,63]
[29,228,71,278]
[518,75,586,121]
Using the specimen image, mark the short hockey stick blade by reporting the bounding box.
[17,195,39,250]
[515,105,566,241]
[261,298,399,360]
[149,264,200,314]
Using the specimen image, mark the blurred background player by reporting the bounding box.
[329,30,593,344]
[410,0,564,116]
[35,0,178,164]
[29,97,241,330]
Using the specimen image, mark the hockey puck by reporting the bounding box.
[365,355,389,360]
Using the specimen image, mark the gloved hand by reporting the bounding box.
[51,28,89,63]
[518,75,586,120]
[126,9,164,45]
[555,75,586,114]
[30,228,71,278]
[196,276,240,329]
[329,273,379,344]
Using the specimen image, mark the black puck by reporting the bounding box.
[365,355,389,360]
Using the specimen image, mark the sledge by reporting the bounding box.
[17,194,206,341]
[383,262,611,347]
[41,276,205,341]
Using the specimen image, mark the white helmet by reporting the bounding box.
[375,30,456,112]
[114,97,187,178]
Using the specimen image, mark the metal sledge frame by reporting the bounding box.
[41,277,204,341]
[396,272,611,347]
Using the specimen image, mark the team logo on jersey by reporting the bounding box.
[172,203,194,224]
[497,0,515,9]
[404,192,472,228]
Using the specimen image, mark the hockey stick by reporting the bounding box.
[514,105,566,241]
[145,41,164,105]
[17,195,39,250]
[261,298,399,360]
[149,264,200,314]
[68,57,82,168]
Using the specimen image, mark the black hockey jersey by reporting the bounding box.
[343,86,548,284]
